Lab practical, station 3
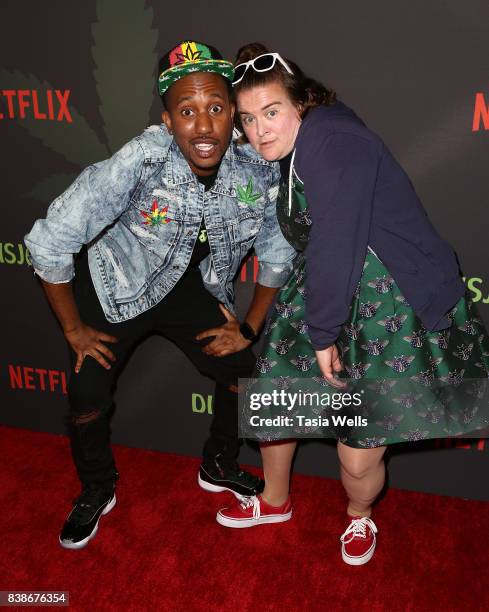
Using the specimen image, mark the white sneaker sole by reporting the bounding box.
[197,473,248,501]
[59,494,116,550]
[341,540,376,565]
[216,509,293,529]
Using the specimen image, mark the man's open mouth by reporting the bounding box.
[192,140,219,158]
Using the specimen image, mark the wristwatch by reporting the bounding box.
[239,321,258,342]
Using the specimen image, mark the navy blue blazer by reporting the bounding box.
[285,103,465,350]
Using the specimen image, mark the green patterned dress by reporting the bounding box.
[244,173,489,448]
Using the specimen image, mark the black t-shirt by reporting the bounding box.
[186,172,215,269]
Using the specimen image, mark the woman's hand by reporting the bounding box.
[315,345,346,389]
[65,323,118,373]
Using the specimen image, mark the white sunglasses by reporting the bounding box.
[232,52,293,85]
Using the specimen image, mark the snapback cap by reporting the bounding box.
[158,40,234,96]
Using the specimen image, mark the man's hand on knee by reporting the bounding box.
[195,305,251,357]
[65,323,118,373]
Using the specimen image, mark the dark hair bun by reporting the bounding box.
[235,42,270,65]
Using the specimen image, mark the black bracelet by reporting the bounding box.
[239,322,257,342]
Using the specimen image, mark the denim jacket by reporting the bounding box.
[25,125,296,323]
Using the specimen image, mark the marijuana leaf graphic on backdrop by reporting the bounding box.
[0,0,157,202]
[236,178,262,205]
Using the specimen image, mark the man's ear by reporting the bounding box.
[229,102,236,123]
[162,110,173,135]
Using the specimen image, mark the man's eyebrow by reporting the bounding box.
[239,101,282,114]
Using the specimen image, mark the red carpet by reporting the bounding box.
[1,425,488,611]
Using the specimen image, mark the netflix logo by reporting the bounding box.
[435,438,487,452]
[239,254,259,284]
[8,365,67,394]
[472,92,489,132]
[0,89,72,122]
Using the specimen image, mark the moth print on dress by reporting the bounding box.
[392,393,422,409]
[403,328,426,348]
[270,376,299,391]
[367,276,394,294]
[411,369,435,387]
[297,285,307,298]
[343,323,364,341]
[345,362,371,379]
[275,303,301,319]
[446,306,458,323]
[264,318,278,335]
[452,406,479,426]
[290,319,309,335]
[367,378,397,395]
[464,380,487,399]
[429,330,450,350]
[400,429,430,442]
[474,360,489,376]
[453,343,474,361]
[294,210,312,225]
[312,375,335,387]
[458,318,480,335]
[376,414,404,431]
[377,314,408,333]
[428,356,443,371]
[290,355,317,372]
[293,268,305,284]
[440,369,466,386]
[417,406,446,424]
[395,295,410,307]
[361,338,389,356]
[359,301,382,319]
[385,355,415,373]
[357,437,387,448]
[476,333,488,347]
[270,339,296,355]
[255,356,277,374]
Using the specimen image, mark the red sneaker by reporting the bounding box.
[340,516,378,565]
[216,495,293,528]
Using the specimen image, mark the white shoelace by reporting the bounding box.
[239,495,261,520]
[340,517,378,543]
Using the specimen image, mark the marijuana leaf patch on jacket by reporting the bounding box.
[141,200,171,225]
[236,178,262,205]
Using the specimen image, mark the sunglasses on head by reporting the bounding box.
[232,52,293,85]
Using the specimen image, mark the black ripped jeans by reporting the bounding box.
[68,253,255,488]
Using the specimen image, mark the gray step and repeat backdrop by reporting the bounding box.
[1,0,488,499]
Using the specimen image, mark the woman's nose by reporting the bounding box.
[255,118,267,138]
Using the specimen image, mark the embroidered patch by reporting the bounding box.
[141,200,171,226]
[237,178,261,205]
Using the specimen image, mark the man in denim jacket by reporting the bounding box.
[25,41,295,549]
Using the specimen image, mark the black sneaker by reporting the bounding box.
[198,457,264,499]
[59,484,116,550]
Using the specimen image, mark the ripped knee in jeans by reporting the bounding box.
[72,409,102,425]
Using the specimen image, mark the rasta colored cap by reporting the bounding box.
[158,41,234,96]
